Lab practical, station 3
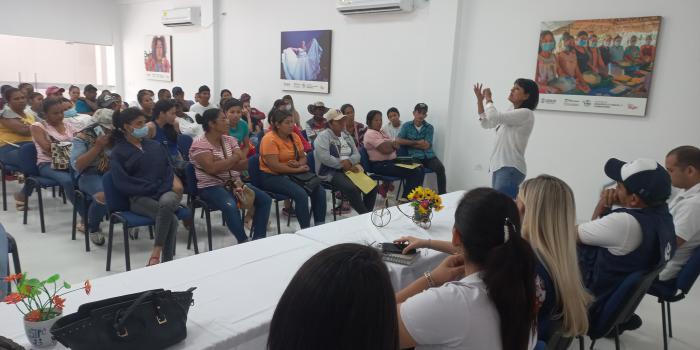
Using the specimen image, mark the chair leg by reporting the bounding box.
[189,218,199,254]
[60,187,66,204]
[123,222,131,271]
[332,190,337,221]
[577,336,584,350]
[71,199,78,241]
[1,167,7,211]
[668,302,673,338]
[149,226,154,239]
[205,209,213,251]
[52,186,56,198]
[614,326,621,350]
[106,218,114,271]
[286,200,292,227]
[83,196,90,252]
[22,180,32,225]
[661,301,668,350]
[275,200,281,235]
[589,339,596,350]
[37,187,46,233]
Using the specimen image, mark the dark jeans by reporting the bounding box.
[329,172,377,214]
[419,157,447,195]
[129,191,180,262]
[77,172,108,233]
[34,163,75,204]
[259,172,326,228]
[198,184,272,242]
[0,143,31,196]
[369,160,425,198]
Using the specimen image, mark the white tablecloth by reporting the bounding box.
[296,191,465,290]
[0,234,326,350]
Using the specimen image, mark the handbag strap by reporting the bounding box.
[218,136,236,180]
[289,134,300,161]
[113,290,158,330]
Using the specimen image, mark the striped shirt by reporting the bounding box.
[189,135,241,189]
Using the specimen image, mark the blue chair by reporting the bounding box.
[359,147,403,200]
[583,263,665,350]
[184,163,235,251]
[18,143,62,233]
[70,167,94,252]
[0,159,20,211]
[248,155,290,235]
[647,247,700,350]
[177,134,193,161]
[102,172,198,271]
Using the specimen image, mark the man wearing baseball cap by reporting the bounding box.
[75,84,99,115]
[578,157,676,330]
[395,103,447,194]
[45,86,65,98]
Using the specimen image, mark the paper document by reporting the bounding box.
[345,171,377,194]
[395,163,421,169]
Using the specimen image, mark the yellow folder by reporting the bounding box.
[395,163,421,170]
[345,170,378,194]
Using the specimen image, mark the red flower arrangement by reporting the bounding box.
[2,273,91,322]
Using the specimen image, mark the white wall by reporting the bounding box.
[0,0,116,45]
[118,0,216,104]
[445,0,700,220]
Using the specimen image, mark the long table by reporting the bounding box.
[0,191,465,349]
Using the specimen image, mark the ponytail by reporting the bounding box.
[454,188,537,350]
[111,107,146,143]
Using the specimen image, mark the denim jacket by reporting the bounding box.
[313,129,360,181]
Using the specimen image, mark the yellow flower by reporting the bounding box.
[418,206,428,215]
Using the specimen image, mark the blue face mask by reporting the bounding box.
[578,40,587,47]
[64,108,78,118]
[131,125,149,139]
[541,42,555,52]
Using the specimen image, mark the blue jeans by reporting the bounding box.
[31,163,75,204]
[0,143,31,195]
[78,172,107,233]
[259,172,326,228]
[492,166,526,199]
[198,184,272,241]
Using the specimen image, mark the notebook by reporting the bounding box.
[382,251,420,265]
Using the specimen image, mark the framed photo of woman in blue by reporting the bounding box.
[281,30,332,93]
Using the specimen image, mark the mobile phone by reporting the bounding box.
[94,125,104,137]
[381,242,416,255]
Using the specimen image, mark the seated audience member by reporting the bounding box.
[157,88,172,102]
[110,107,184,266]
[304,101,329,144]
[220,89,233,104]
[190,108,271,242]
[282,94,301,127]
[190,85,216,116]
[395,188,537,350]
[137,89,155,118]
[68,85,81,104]
[27,99,78,208]
[173,99,203,138]
[224,98,252,157]
[70,110,115,245]
[0,88,36,210]
[45,86,65,99]
[341,103,367,148]
[363,110,424,200]
[269,243,398,350]
[259,109,326,228]
[18,83,33,98]
[578,158,675,331]
[147,100,187,177]
[0,84,12,109]
[381,107,402,140]
[172,86,194,112]
[396,103,447,194]
[112,93,127,110]
[267,99,312,153]
[659,146,700,281]
[96,93,120,112]
[75,84,98,115]
[240,93,265,139]
[314,109,377,214]
[25,92,44,120]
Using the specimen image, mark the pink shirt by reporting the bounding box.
[189,135,241,189]
[32,121,76,165]
[363,129,396,162]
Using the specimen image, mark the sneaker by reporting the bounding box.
[89,231,105,246]
[605,314,642,338]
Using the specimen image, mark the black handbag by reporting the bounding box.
[287,135,321,195]
[50,288,196,350]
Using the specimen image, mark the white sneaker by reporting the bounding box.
[89,231,105,246]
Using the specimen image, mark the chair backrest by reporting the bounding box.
[358,147,372,173]
[247,155,262,188]
[101,172,130,213]
[306,151,316,175]
[589,263,664,339]
[677,246,700,295]
[17,143,39,176]
[177,134,194,161]
[184,163,198,196]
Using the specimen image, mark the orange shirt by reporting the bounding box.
[259,131,304,175]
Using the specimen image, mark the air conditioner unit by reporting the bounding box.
[337,0,413,15]
[161,7,201,27]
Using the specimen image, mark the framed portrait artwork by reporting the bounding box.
[281,30,332,93]
[144,35,173,81]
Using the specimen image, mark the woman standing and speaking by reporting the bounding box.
[474,79,538,198]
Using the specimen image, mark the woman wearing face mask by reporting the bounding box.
[536,30,561,93]
[282,95,301,128]
[0,88,36,210]
[556,32,590,93]
[110,107,183,266]
[587,34,607,75]
[574,31,591,74]
[609,35,625,63]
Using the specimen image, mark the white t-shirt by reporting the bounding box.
[659,183,700,281]
[400,273,504,350]
[337,135,352,160]
[479,102,534,175]
[381,123,401,140]
[578,211,643,256]
[189,102,216,116]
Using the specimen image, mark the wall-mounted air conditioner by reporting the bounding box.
[337,0,413,15]
[161,7,201,27]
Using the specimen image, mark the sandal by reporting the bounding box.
[147,256,161,266]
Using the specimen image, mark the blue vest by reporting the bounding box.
[579,205,676,317]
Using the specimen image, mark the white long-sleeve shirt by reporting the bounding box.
[479,102,534,175]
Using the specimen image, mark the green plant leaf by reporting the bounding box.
[26,279,42,287]
[63,282,71,289]
[45,274,60,284]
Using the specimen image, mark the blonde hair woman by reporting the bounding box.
[517,174,591,341]
[396,174,591,342]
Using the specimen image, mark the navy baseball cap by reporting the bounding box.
[414,103,428,112]
[172,86,184,95]
[604,158,671,205]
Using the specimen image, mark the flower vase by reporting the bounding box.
[412,207,432,229]
[23,312,61,347]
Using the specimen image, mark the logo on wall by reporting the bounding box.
[144,35,173,82]
[280,30,332,94]
[535,16,661,116]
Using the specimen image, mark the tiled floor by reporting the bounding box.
[1,179,699,349]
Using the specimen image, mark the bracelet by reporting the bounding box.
[424,271,436,289]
